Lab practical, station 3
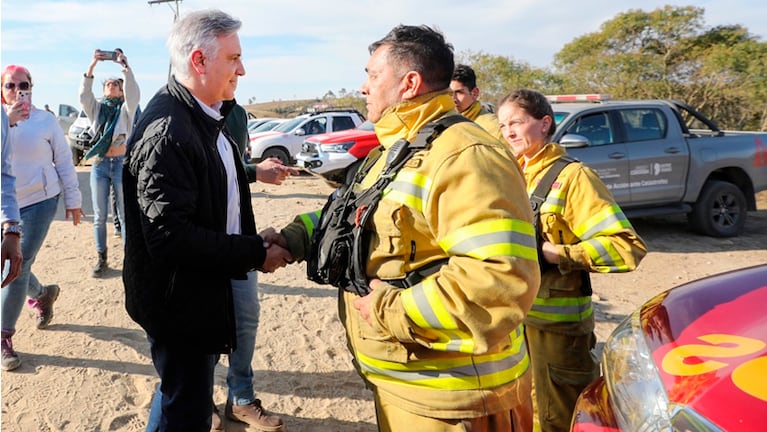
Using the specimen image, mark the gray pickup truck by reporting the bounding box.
[549,95,767,237]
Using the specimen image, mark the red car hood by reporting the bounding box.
[640,265,767,430]
[305,128,376,144]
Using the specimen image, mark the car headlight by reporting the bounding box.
[320,141,355,153]
[603,310,672,431]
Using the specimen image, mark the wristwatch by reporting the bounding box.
[2,224,22,237]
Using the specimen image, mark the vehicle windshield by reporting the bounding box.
[251,120,282,133]
[273,116,306,133]
[554,112,568,125]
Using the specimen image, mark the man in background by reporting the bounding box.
[450,64,503,140]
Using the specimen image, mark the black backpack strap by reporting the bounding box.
[349,115,469,294]
[529,155,592,295]
[530,155,575,278]
[530,156,577,217]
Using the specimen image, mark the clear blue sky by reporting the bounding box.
[2,0,765,113]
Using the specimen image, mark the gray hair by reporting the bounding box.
[167,9,242,80]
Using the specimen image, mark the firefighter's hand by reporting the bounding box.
[353,278,385,326]
[540,241,560,265]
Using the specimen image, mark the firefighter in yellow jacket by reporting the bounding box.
[264,26,541,431]
[497,89,648,432]
[450,64,504,141]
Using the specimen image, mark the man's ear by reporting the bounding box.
[401,71,423,100]
[191,49,206,74]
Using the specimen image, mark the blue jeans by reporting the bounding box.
[90,156,125,253]
[145,272,261,431]
[1,195,59,333]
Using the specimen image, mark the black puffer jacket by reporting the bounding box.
[123,77,266,354]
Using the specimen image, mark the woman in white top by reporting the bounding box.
[80,49,140,276]
[1,64,84,371]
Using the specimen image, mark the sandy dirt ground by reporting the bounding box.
[2,166,766,432]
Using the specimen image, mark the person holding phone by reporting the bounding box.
[1,65,84,371]
[79,48,140,276]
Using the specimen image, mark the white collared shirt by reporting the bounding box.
[195,98,241,235]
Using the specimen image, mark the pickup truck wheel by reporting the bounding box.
[689,180,746,237]
[262,147,291,166]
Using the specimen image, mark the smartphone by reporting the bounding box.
[97,50,118,61]
[17,90,31,105]
[2,259,9,286]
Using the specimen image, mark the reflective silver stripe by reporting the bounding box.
[580,208,629,239]
[358,348,527,383]
[449,231,537,256]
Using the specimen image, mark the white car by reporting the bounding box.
[295,121,379,186]
[67,110,93,165]
[247,117,278,133]
[248,109,365,166]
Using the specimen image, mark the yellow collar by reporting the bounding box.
[373,91,457,149]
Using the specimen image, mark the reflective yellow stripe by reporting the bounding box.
[383,171,431,213]
[575,205,633,271]
[438,218,537,261]
[578,204,632,238]
[401,278,473,353]
[581,237,628,272]
[298,211,321,238]
[527,296,593,322]
[357,327,529,390]
[537,186,566,214]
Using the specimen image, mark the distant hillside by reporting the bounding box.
[243,97,366,119]
[243,98,320,118]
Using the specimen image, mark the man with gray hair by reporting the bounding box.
[122,9,290,431]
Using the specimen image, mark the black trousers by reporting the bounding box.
[149,336,219,432]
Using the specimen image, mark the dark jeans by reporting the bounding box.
[149,336,219,432]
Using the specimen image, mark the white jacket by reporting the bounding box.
[6,106,82,210]
[79,67,140,143]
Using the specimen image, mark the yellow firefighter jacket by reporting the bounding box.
[521,143,647,334]
[282,91,540,418]
[461,100,504,142]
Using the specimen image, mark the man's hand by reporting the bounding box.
[259,227,289,250]
[66,208,86,226]
[1,235,22,288]
[353,278,385,326]
[255,158,299,185]
[258,243,293,273]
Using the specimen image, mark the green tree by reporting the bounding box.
[553,5,767,130]
[457,51,566,106]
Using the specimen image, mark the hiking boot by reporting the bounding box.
[27,284,60,329]
[92,250,108,277]
[225,399,284,431]
[1,332,20,371]
[211,404,224,431]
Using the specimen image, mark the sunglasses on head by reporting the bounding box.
[3,81,31,91]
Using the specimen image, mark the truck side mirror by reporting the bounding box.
[558,133,590,148]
